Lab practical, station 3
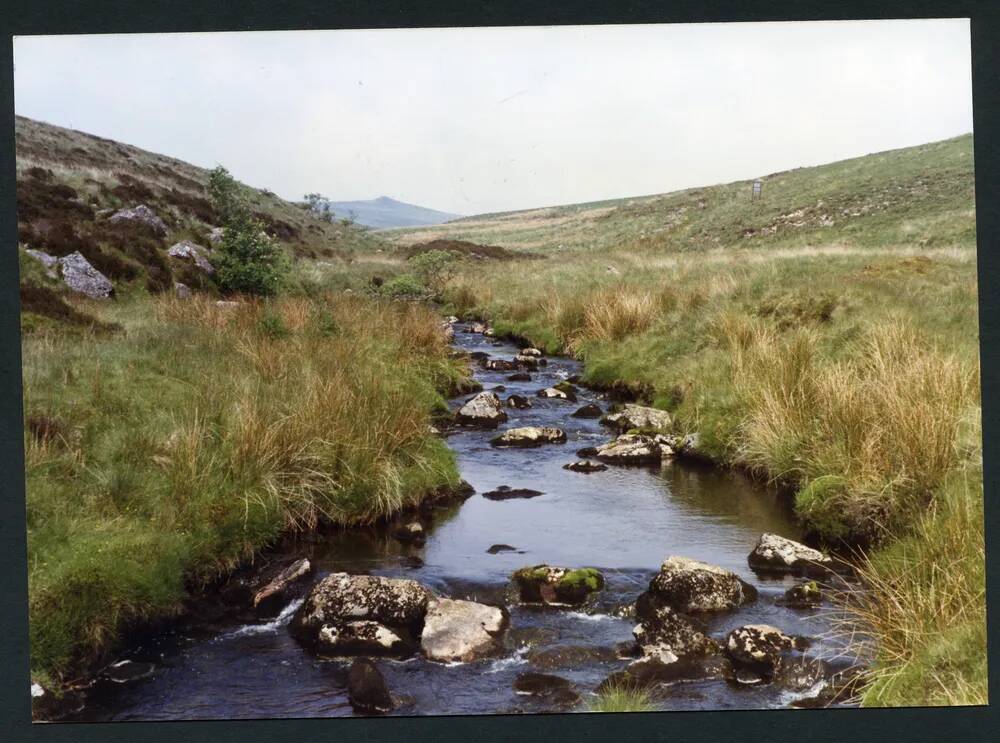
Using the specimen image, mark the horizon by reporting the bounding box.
[13,20,973,215]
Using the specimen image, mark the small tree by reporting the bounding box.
[304,193,334,223]
[209,166,289,296]
[409,249,459,296]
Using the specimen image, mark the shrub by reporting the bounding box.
[589,681,655,713]
[409,249,459,295]
[381,274,427,299]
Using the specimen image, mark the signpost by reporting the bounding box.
[751,179,762,202]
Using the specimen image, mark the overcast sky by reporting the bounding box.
[13,20,973,215]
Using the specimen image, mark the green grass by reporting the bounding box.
[23,292,466,684]
[588,682,656,713]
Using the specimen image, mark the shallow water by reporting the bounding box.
[70,330,856,721]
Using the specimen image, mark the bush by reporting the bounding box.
[381,274,427,299]
[409,249,459,295]
[209,166,289,296]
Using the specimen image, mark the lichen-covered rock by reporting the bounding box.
[347,659,393,713]
[490,426,566,447]
[748,533,834,576]
[252,557,313,616]
[455,391,507,428]
[174,282,192,299]
[291,573,432,654]
[562,460,608,473]
[506,394,532,409]
[59,251,114,298]
[512,565,604,605]
[595,433,673,465]
[526,645,618,671]
[514,354,544,369]
[207,226,225,244]
[519,347,543,357]
[670,432,715,463]
[168,240,214,273]
[600,404,672,433]
[725,624,807,680]
[778,581,823,609]
[420,598,508,663]
[641,556,758,613]
[632,604,719,664]
[441,322,456,342]
[108,204,168,235]
[571,403,603,418]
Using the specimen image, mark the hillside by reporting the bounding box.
[322,195,460,229]
[14,116,387,305]
[387,134,975,255]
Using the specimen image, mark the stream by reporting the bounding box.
[68,329,859,721]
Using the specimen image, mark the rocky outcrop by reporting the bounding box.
[59,251,114,298]
[490,426,566,447]
[595,433,673,465]
[639,556,758,613]
[252,557,313,616]
[109,204,168,235]
[512,565,604,605]
[347,659,393,714]
[420,598,508,663]
[562,460,608,473]
[747,533,834,576]
[632,604,719,664]
[291,573,432,656]
[571,403,603,418]
[455,392,507,428]
[601,404,672,433]
[724,624,808,681]
[167,240,214,273]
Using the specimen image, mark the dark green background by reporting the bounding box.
[1,2,997,740]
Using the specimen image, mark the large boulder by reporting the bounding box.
[347,659,393,714]
[59,251,114,298]
[632,604,719,664]
[747,533,834,576]
[600,404,672,433]
[490,426,566,447]
[595,433,673,465]
[640,556,757,613]
[455,392,507,428]
[108,204,168,235]
[167,240,214,273]
[512,565,604,606]
[725,624,807,681]
[571,403,603,419]
[252,557,313,616]
[420,598,508,663]
[291,573,432,656]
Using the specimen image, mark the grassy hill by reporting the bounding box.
[388,134,975,256]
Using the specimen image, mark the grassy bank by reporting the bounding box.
[23,291,465,686]
[409,134,984,706]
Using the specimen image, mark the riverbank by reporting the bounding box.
[441,247,984,706]
[23,291,468,693]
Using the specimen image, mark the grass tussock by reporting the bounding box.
[24,292,462,683]
[588,682,656,713]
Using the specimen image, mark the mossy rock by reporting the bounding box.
[512,565,605,605]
